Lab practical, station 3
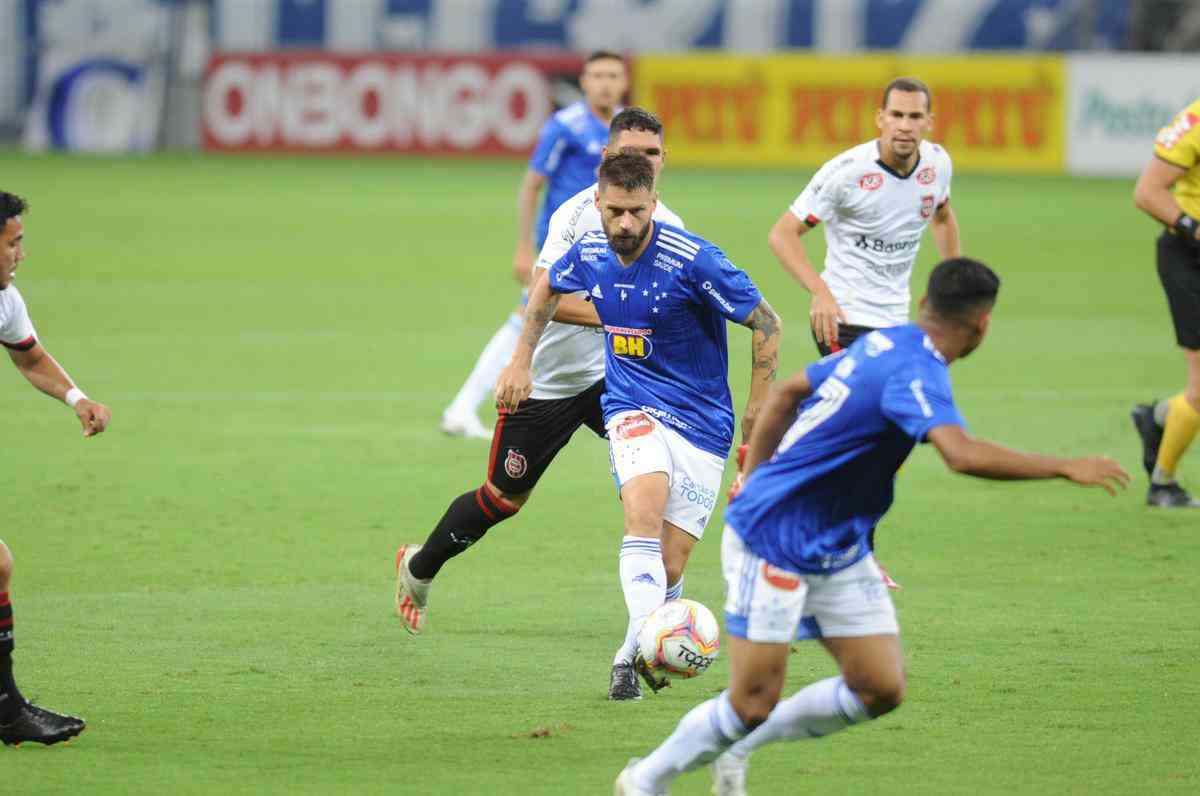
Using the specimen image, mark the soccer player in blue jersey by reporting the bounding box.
[615,258,1129,795]
[441,51,627,439]
[496,153,783,701]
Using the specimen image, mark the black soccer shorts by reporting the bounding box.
[486,379,607,495]
[812,323,877,358]
[1156,231,1200,350]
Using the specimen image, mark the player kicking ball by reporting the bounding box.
[0,191,108,746]
[615,258,1127,795]
[495,152,782,701]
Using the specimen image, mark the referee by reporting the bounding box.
[1131,98,1200,508]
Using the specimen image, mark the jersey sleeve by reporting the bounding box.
[881,360,965,442]
[688,246,762,323]
[546,244,592,294]
[1154,103,1200,170]
[536,198,581,271]
[937,147,953,206]
[788,157,845,227]
[528,117,569,177]
[655,202,685,230]
[0,289,37,350]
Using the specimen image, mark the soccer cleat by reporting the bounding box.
[1130,403,1164,476]
[615,758,663,796]
[440,410,493,440]
[608,662,643,701]
[1146,482,1200,508]
[394,545,431,634]
[633,653,670,694]
[710,751,749,796]
[878,563,902,591]
[0,701,85,746]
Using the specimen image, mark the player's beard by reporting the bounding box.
[608,220,651,257]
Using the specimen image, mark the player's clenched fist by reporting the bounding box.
[74,399,111,437]
[494,363,533,413]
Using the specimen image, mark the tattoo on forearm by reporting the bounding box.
[521,293,561,349]
[746,300,781,383]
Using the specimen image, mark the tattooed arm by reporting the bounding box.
[739,298,782,443]
[495,269,562,412]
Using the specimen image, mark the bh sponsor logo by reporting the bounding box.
[610,332,652,359]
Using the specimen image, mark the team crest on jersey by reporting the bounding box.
[916,166,936,185]
[1157,112,1199,150]
[859,172,884,191]
[761,562,802,591]
[615,412,655,440]
[919,194,936,219]
[503,449,528,479]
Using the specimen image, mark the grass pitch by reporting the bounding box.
[0,152,1196,794]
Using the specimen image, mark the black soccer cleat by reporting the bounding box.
[608,663,643,701]
[1146,482,1200,508]
[0,701,86,747]
[633,653,670,695]
[1131,403,1164,477]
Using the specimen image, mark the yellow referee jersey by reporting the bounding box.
[1154,98,1200,220]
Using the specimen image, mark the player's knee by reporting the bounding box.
[662,558,686,587]
[729,680,784,729]
[623,508,663,538]
[854,672,906,718]
[483,481,528,511]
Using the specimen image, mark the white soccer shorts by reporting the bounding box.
[606,409,726,540]
[721,526,899,644]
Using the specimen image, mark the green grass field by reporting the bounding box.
[1,152,1196,794]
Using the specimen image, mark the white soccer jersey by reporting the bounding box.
[789,139,953,328]
[0,285,37,351]
[530,184,684,400]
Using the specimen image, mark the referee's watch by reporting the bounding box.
[1174,212,1200,242]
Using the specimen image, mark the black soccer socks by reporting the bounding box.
[408,487,518,579]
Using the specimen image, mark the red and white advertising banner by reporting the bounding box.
[202,52,585,154]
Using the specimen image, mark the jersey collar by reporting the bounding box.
[874,140,921,180]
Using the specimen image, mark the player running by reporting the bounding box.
[768,76,961,584]
[440,51,627,439]
[495,152,782,701]
[396,109,681,638]
[0,191,110,746]
[1130,96,1200,507]
[614,258,1128,796]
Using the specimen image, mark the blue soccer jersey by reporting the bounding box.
[528,101,610,246]
[724,325,966,575]
[547,222,762,457]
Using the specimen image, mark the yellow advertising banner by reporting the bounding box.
[635,54,1065,173]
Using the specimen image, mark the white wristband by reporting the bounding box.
[65,387,87,408]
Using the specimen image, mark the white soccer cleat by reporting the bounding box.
[710,751,748,796]
[440,409,493,440]
[395,545,431,635]
[615,759,665,796]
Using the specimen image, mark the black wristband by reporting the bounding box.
[1175,213,1199,241]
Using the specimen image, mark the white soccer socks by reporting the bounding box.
[631,691,747,792]
[725,675,869,759]
[445,312,522,420]
[664,577,683,602]
[615,536,667,666]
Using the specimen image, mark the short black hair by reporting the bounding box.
[585,50,624,67]
[0,191,27,227]
[609,107,663,144]
[598,152,655,194]
[882,77,932,112]
[926,258,1000,323]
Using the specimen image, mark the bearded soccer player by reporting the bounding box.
[396,110,683,644]
[0,192,109,746]
[440,51,628,439]
[1130,97,1200,508]
[495,153,782,700]
[767,76,960,584]
[615,259,1128,796]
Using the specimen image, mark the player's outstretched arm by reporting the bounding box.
[7,343,111,437]
[930,202,961,259]
[767,211,845,346]
[738,298,782,443]
[551,294,602,327]
[927,425,1129,495]
[495,270,561,412]
[742,370,812,478]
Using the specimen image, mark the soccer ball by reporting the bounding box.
[637,598,720,679]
